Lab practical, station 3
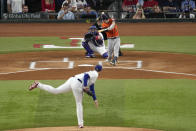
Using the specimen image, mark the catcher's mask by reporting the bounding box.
[95,65,102,72]
[89,25,98,35]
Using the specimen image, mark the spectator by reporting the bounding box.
[7,0,25,13]
[80,4,98,19]
[76,0,87,12]
[143,0,161,13]
[122,0,138,13]
[162,0,179,12]
[57,2,75,20]
[137,0,144,6]
[181,0,195,12]
[62,0,77,12]
[132,5,146,19]
[179,0,195,18]
[22,5,29,13]
[42,0,55,13]
[122,0,138,18]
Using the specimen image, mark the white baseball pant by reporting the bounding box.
[107,37,120,59]
[37,77,84,126]
[88,41,107,56]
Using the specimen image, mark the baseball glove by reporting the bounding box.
[84,33,94,42]
[83,88,93,96]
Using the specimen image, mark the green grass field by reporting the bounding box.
[0,36,196,131]
[0,36,196,54]
[0,80,196,131]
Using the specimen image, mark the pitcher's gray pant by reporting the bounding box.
[37,77,84,127]
[107,37,120,59]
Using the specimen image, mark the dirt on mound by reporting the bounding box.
[7,126,162,131]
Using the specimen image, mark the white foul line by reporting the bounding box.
[0,69,49,75]
[132,68,196,77]
[1,58,196,77]
[0,67,196,77]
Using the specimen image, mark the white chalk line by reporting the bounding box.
[1,58,196,77]
[100,60,142,69]
[133,68,196,77]
[29,58,74,70]
[0,67,196,77]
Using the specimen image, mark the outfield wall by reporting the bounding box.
[1,18,196,23]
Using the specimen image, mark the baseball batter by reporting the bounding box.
[99,14,121,66]
[29,65,102,128]
[93,15,123,56]
[82,26,108,58]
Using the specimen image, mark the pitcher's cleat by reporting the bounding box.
[79,125,84,128]
[29,81,39,91]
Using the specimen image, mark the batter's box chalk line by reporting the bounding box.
[29,58,74,70]
[1,58,196,77]
[99,60,143,69]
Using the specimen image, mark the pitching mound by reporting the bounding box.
[7,126,162,131]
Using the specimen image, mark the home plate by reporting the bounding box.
[120,44,134,48]
[78,64,94,67]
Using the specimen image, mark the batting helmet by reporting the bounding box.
[95,65,102,72]
[101,14,109,20]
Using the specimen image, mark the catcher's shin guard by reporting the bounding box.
[82,41,94,54]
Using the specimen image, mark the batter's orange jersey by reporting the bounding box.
[102,18,119,38]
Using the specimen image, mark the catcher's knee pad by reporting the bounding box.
[82,41,93,54]
[102,52,108,58]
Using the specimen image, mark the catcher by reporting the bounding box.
[82,25,108,58]
[29,64,103,128]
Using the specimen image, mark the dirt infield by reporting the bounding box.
[0,23,196,80]
[0,23,196,131]
[0,50,196,80]
[6,126,162,131]
[1,22,196,37]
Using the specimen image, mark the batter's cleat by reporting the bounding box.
[85,53,95,58]
[29,81,39,91]
[110,59,117,66]
[105,58,111,62]
[79,125,84,128]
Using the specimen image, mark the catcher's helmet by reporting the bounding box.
[89,25,97,30]
[95,65,102,72]
[88,25,98,35]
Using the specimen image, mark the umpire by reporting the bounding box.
[93,16,123,56]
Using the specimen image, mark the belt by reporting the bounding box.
[77,78,82,83]
[108,36,119,39]
[73,76,82,83]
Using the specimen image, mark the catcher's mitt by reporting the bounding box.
[83,88,93,96]
[84,33,94,42]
